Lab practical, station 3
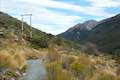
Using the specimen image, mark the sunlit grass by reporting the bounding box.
[0,39,27,71]
[0,51,17,69]
[44,46,120,80]
[45,61,73,80]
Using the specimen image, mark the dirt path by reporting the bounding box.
[23,60,46,80]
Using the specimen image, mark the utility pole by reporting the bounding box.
[21,14,32,38]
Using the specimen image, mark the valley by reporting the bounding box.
[0,11,120,80]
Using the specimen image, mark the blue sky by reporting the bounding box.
[0,0,120,35]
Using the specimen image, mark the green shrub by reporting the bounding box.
[30,38,48,49]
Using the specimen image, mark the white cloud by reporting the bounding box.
[7,0,114,17]
[32,8,81,34]
[19,0,84,12]
[1,0,81,34]
[87,0,120,8]
[1,0,119,34]
[33,24,68,35]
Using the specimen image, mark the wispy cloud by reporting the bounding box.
[1,0,120,34]
[87,0,120,8]
[32,7,81,34]
[1,0,82,34]
[17,0,114,17]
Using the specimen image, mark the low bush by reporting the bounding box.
[46,61,73,80]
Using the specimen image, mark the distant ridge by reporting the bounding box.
[59,13,120,53]
[59,20,98,41]
[86,13,120,53]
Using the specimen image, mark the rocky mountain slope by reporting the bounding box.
[59,20,98,41]
[59,14,120,54]
[86,14,120,53]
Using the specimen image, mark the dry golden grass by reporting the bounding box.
[0,39,27,71]
[45,61,73,80]
[0,51,17,69]
[23,48,42,59]
[45,47,120,80]
[13,51,26,70]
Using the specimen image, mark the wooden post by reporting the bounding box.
[21,14,32,39]
[21,15,24,31]
[30,14,32,38]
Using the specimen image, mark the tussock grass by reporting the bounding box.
[0,40,27,71]
[97,72,118,80]
[45,61,73,80]
[0,51,17,69]
[0,49,26,71]
[24,48,42,59]
[13,51,26,70]
[45,47,120,80]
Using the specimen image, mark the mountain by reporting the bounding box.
[86,14,120,53]
[60,14,120,54]
[0,11,80,50]
[0,11,119,80]
[59,20,98,41]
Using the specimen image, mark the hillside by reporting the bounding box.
[0,11,57,49]
[0,11,81,50]
[86,14,120,54]
[59,20,98,41]
[59,14,120,54]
